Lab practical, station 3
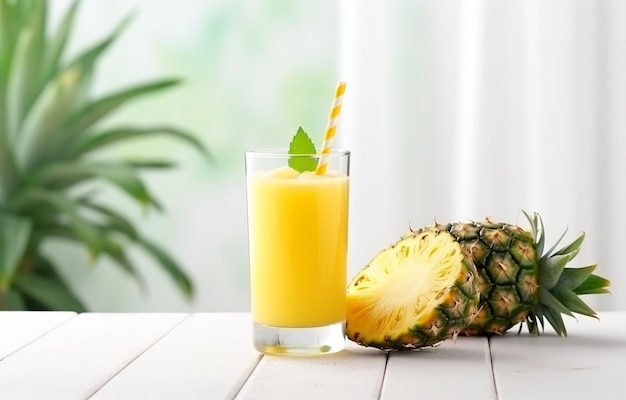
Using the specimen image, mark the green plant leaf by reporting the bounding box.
[65,6,131,73]
[522,210,544,257]
[0,212,32,289]
[0,1,13,77]
[6,26,35,138]
[6,0,46,136]
[574,274,611,295]
[21,161,91,189]
[2,288,27,310]
[16,66,84,171]
[538,254,569,290]
[136,236,194,300]
[87,163,163,211]
[16,0,41,24]
[535,212,545,258]
[51,8,131,108]
[34,225,132,286]
[121,160,178,169]
[101,236,145,290]
[0,1,17,151]
[8,188,102,257]
[538,286,573,318]
[23,160,154,190]
[552,232,585,260]
[0,122,16,203]
[66,126,212,162]
[36,223,174,302]
[525,308,545,335]
[543,305,568,337]
[18,254,87,311]
[0,0,11,199]
[541,227,568,261]
[551,285,597,318]
[18,162,163,211]
[557,265,597,290]
[46,193,103,258]
[288,126,317,172]
[78,199,139,240]
[61,79,182,145]
[0,0,21,84]
[41,0,79,85]
[13,272,86,312]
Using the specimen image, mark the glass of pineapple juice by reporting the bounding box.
[245,149,350,355]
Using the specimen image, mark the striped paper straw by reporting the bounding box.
[315,81,347,175]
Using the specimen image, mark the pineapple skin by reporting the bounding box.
[346,230,481,351]
[430,221,540,335]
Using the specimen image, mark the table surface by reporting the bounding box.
[0,311,624,400]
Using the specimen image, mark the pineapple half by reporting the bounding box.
[346,229,480,351]
[346,211,611,350]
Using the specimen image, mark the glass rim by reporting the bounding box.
[245,148,350,157]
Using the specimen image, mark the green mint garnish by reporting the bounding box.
[288,127,317,172]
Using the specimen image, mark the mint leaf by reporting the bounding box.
[288,127,317,172]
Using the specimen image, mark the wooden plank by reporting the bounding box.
[235,340,387,400]
[0,311,76,360]
[381,337,496,400]
[0,313,189,400]
[90,313,260,400]
[491,312,626,400]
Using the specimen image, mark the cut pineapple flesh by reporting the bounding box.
[346,230,479,350]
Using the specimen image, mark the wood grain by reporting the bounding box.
[491,312,626,400]
[2,312,625,399]
[235,340,387,400]
[381,337,496,400]
[0,311,76,360]
[0,313,188,399]
[91,313,260,400]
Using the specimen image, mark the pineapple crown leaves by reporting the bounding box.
[0,0,205,310]
[520,210,611,336]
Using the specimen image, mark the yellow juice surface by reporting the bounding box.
[247,166,349,328]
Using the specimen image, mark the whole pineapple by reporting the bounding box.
[346,211,610,349]
[427,211,610,336]
[346,229,480,351]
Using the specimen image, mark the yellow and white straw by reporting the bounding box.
[315,81,347,175]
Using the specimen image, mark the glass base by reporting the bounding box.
[253,321,346,355]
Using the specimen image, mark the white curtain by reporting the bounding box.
[338,0,625,311]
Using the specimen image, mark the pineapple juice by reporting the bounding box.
[245,149,350,355]
[247,167,349,328]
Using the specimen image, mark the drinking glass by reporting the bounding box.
[245,149,350,355]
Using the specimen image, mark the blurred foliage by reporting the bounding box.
[0,0,210,311]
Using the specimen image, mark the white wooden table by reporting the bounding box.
[0,312,624,399]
